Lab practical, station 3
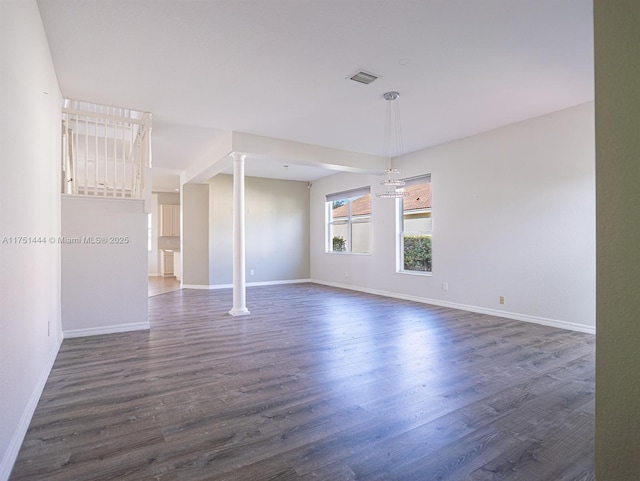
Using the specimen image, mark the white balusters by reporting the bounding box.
[84,114,89,195]
[61,101,151,200]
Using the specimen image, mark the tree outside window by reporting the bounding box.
[397,176,432,273]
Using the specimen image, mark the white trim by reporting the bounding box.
[325,252,372,257]
[182,279,312,290]
[181,284,223,290]
[400,174,431,187]
[397,269,432,277]
[247,278,311,287]
[326,186,370,202]
[229,307,251,316]
[311,280,596,335]
[61,107,146,126]
[61,194,145,207]
[0,336,62,481]
[63,322,150,339]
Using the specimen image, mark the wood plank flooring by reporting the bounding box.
[149,276,181,297]
[10,283,595,480]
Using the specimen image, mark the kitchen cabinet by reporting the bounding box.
[160,204,180,237]
[161,250,174,277]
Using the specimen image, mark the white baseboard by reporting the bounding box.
[311,280,596,335]
[0,335,62,481]
[63,321,150,338]
[182,279,312,290]
[181,284,219,290]
[247,278,311,287]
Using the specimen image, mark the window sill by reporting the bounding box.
[326,251,371,256]
[397,270,432,277]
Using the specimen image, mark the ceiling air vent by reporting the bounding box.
[349,70,378,85]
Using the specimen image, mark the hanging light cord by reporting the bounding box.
[378,91,408,197]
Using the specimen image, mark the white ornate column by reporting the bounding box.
[229,152,250,316]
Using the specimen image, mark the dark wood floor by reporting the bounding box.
[11,283,595,481]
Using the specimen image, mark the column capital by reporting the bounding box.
[230,152,246,162]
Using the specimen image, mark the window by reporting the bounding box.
[326,187,371,254]
[397,175,432,273]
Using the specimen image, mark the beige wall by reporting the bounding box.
[245,176,310,282]
[181,183,210,286]
[595,1,640,479]
[208,175,310,286]
[157,192,180,205]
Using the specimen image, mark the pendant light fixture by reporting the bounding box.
[377,91,409,198]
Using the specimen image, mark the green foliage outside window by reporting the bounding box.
[332,235,346,252]
[403,235,432,272]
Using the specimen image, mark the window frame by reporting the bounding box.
[396,175,432,275]
[326,187,372,255]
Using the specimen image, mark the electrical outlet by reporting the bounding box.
[250,269,254,276]
[500,296,505,305]
[442,282,449,291]
[345,271,349,278]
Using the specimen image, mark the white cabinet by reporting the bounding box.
[160,204,180,237]
[161,250,174,277]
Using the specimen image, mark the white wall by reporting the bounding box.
[61,196,148,337]
[208,174,310,286]
[0,1,63,478]
[148,193,159,275]
[311,102,595,332]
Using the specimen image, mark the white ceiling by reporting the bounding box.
[37,0,594,189]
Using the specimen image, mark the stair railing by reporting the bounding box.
[61,100,152,205]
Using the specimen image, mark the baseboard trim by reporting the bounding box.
[311,280,595,335]
[63,321,150,339]
[181,284,214,290]
[0,335,62,481]
[248,278,312,287]
[182,279,312,290]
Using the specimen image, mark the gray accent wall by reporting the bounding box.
[182,184,210,286]
[208,175,310,286]
[594,1,640,479]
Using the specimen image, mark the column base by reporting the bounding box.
[229,307,251,317]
